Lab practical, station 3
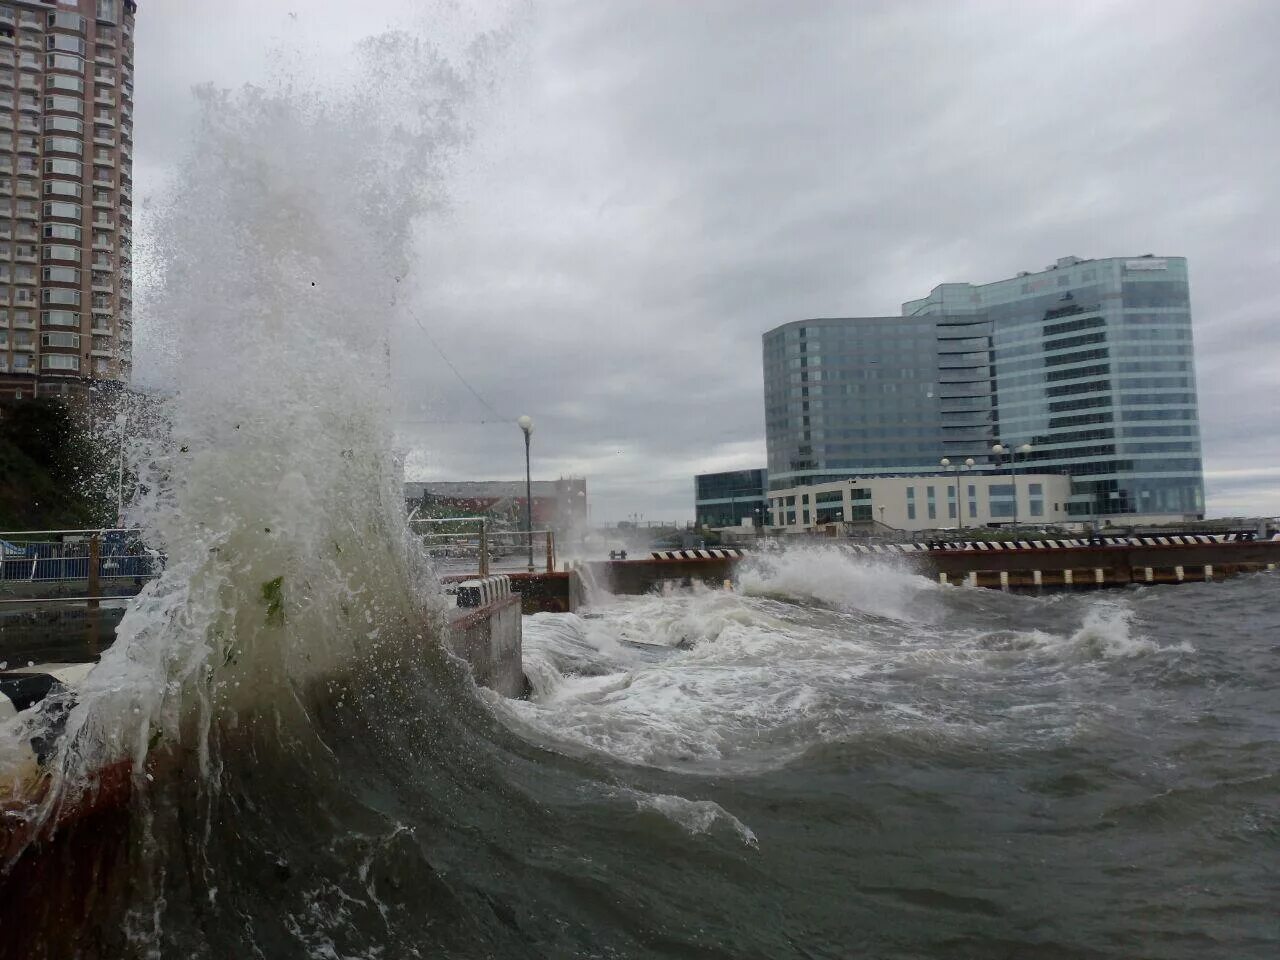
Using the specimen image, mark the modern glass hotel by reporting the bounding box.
[762,255,1204,523]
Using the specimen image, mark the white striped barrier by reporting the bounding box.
[649,549,746,561]
[453,575,513,609]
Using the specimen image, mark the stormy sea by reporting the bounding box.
[2,18,1277,960]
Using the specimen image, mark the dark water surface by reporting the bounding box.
[5,565,1278,959]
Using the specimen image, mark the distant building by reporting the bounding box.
[694,468,767,529]
[767,472,1072,533]
[404,478,587,532]
[762,255,1204,524]
[0,0,138,403]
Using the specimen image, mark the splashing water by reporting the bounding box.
[1,13,1277,959]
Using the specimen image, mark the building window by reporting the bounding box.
[45,157,83,177]
[44,135,83,153]
[41,331,79,348]
[42,288,80,305]
[41,310,79,327]
[43,222,82,241]
[43,201,81,220]
[44,94,84,114]
[46,35,88,57]
[40,353,80,371]
[906,503,915,521]
[46,74,85,95]
[42,266,79,284]
[1030,501,1044,517]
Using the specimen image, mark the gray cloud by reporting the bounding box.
[134,0,1280,522]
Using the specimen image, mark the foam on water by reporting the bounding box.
[502,562,1206,778]
[736,546,937,620]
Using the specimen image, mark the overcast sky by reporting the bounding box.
[134,0,1279,523]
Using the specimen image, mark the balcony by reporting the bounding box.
[93,193,110,208]
[94,69,115,86]
[0,51,12,67]
[92,237,111,251]
[17,37,40,53]
[17,98,38,114]
[92,281,113,295]
[0,35,13,50]
[13,340,35,352]
[94,132,115,147]
[15,184,36,199]
[0,160,11,175]
[15,207,37,221]
[16,75,35,91]
[98,31,117,48]
[92,217,114,230]
[16,138,36,155]
[90,346,114,358]
[90,303,110,315]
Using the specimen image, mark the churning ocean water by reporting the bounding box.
[1,12,1275,956]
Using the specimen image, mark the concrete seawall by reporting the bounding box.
[446,593,525,698]
[569,538,1280,597]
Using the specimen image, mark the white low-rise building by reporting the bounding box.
[767,473,1073,533]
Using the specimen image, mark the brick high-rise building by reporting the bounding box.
[0,0,135,402]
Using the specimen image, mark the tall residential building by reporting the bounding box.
[0,0,136,402]
[762,255,1204,523]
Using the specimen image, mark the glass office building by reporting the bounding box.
[762,314,992,491]
[904,255,1204,521]
[694,469,768,528]
[762,255,1204,522]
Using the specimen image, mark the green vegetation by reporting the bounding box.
[261,576,286,626]
[0,399,114,531]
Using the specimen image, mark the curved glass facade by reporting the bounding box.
[763,256,1204,521]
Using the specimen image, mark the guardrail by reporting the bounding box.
[0,529,163,585]
[407,516,557,574]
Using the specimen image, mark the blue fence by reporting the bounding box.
[0,530,164,584]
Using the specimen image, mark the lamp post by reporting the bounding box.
[940,457,974,532]
[991,442,1032,528]
[518,415,534,572]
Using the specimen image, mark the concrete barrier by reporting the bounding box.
[445,585,525,699]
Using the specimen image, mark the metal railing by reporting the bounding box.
[408,516,556,574]
[0,528,164,586]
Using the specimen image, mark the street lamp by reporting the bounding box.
[991,442,1032,528]
[518,415,534,572]
[940,457,974,532]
